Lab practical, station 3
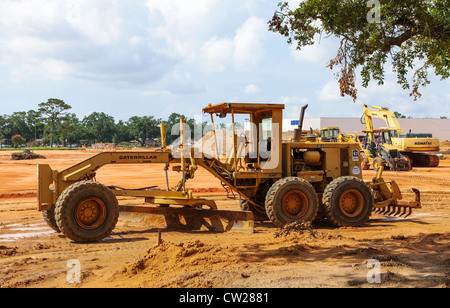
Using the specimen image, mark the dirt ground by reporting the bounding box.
[0,149,449,288]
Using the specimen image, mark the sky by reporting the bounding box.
[0,0,449,124]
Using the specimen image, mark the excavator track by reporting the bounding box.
[402,152,440,168]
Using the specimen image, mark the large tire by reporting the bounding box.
[42,204,60,233]
[322,176,373,227]
[265,177,319,228]
[55,181,119,243]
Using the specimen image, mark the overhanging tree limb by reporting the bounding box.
[269,0,449,101]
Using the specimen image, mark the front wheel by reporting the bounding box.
[322,176,373,227]
[55,181,119,243]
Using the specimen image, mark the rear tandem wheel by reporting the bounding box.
[322,176,373,227]
[265,177,319,228]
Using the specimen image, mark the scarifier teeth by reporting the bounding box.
[380,206,389,215]
[402,207,409,217]
[374,205,414,218]
[403,207,412,218]
[387,205,395,216]
[393,206,402,217]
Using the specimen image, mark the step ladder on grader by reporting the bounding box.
[37,103,422,242]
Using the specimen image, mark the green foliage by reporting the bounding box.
[38,98,72,146]
[0,99,199,148]
[126,115,162,146]
[269,0,449,101]
[11,134,25,148]
[82,112,117,143]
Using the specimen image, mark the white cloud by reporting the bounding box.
[287,0,305,9]
[0,0,174,85]
[232,16,266,69]
[145,0,222,59]
[244,84,261,94]
[11,59,73,83]
[279,96,308,105]
[318,81,341,101]
[291,38,333,64]
[202,37,234,71]
[278,96,309,120]
[201,16,266,71]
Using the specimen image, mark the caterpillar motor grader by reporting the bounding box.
[362,105,440,167]
[37,103,421,242]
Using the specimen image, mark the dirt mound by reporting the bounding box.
[274,221,316,238]
[115,240,242,287]
[11,149,45,160]
[440,140,450,147]
[273,221,344,244]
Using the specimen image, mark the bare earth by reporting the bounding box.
[0,149,449,288]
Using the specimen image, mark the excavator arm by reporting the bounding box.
[362,105,404,133]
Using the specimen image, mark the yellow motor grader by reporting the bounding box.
[37,103,421,242]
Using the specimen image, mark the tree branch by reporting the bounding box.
[380,30,415,52]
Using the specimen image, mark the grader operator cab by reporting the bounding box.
[37,103,422,242]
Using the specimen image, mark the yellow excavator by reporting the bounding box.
[362,105,440,167]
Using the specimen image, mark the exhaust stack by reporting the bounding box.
[294,104,308,141]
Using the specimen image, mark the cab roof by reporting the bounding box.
[202,102,285,115]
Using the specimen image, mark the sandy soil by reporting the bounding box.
[0,149,449,288]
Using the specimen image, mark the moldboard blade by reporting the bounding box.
[118,205,254,234]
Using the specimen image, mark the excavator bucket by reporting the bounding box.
[118,205,254,234]
[369,167,421,218]
[391,157,412,172]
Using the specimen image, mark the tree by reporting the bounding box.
[59,113,80,146]
[127,116,161,146]
[269,0,449,101]
[38,98,72,146]
[394,111,407,119]
[25,110,44,142]
[164,113,195,144]
[113,120,132,144]
[82,112,116,144]
[11,134,25,148]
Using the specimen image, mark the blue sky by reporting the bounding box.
[0,0,448,123]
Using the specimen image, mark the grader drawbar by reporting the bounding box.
[37,102,422,243]
[38,131,255,243]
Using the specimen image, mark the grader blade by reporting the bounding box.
[118,205,254,234]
